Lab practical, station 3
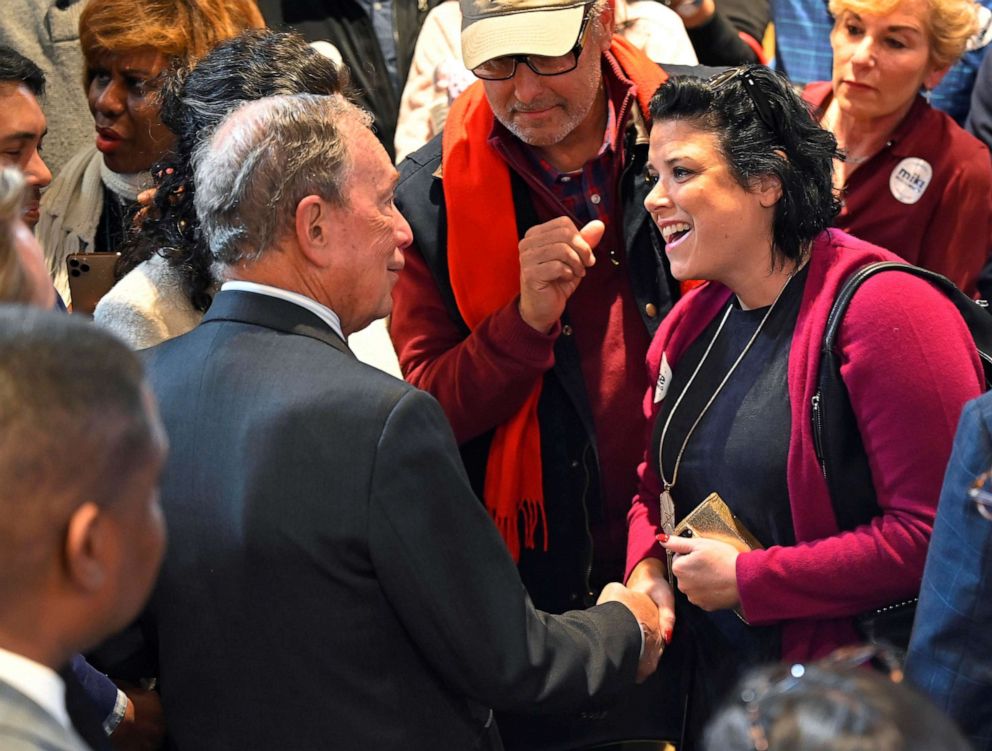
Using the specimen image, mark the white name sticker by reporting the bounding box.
[889,157,933,205]
[654,352,672,404]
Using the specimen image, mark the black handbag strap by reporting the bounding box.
[815,261,992,530]
[823,262,992,378]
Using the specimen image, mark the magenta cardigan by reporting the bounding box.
[626,229,983,660]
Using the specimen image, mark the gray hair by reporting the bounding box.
[0,166,24,230]
[192,93,372,269]
[0,167,29,304]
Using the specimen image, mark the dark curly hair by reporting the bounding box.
[649,64,842,265]
[117,30,349,311]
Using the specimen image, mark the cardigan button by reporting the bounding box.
[645,303,658,318]
[562,324,573,336]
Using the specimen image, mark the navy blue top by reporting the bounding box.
[652,264,808,738]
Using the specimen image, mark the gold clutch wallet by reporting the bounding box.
[673,492,764,552]
[671,492,764,622]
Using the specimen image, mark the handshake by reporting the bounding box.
[597,559,675,683]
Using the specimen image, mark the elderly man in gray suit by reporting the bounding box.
[0,307,167,751]
[125,92,665,750]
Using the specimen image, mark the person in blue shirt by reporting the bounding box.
[905,391,992,750]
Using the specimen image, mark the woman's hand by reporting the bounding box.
[625,557,675,646]
[659,535,741,611]
[131,186,157,230]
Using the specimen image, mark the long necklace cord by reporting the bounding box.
[657,271,799,534]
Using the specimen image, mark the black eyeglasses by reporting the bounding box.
[471,9,595,81]
[708,66,778,136]
[969,468,992,521]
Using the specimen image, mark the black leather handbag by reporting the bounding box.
[854,599,918,650]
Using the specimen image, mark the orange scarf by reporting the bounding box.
[441,37,665,560]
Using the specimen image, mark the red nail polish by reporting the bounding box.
[664,629,673,645]
[656,533,669,543]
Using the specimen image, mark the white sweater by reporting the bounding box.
[93,254,202,350]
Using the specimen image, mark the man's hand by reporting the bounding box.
[625,557,675,646]
[518,217,603,333]
[659,535,741,611]
[109,681,165,751]
[596,582,663,683]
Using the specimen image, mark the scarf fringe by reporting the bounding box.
[492,497,549,563]
[521,496,549,553]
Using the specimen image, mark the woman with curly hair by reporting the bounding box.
[93,30,346,349]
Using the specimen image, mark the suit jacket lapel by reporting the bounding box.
[201,291,354,357]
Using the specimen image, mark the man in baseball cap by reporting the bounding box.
[391,0,684,746]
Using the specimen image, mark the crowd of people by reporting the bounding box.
[0,0,990,750]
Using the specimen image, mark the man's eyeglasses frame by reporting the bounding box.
[471,7,597,81]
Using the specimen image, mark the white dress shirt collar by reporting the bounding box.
[0,646,71,731]
[220,281,345,341]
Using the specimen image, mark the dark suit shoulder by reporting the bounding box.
[144,313,418,436]
[397,132,442,188]
[376,386,456,452]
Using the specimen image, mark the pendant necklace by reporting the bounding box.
[657,270,800,537]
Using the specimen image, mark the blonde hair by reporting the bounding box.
[0,168,30,305]
[828,0,979,69]
[79,0,265,75]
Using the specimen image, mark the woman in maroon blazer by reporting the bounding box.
[803,0,991,296]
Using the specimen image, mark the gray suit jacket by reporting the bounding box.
[0,679,91,751]
[134,290,642,750]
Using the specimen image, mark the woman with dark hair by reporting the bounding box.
[93,30,346,349]
[623,65,983,746]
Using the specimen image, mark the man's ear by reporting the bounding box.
[597,3,614,52]
[63,502,106,593]
[294,195,333,267]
